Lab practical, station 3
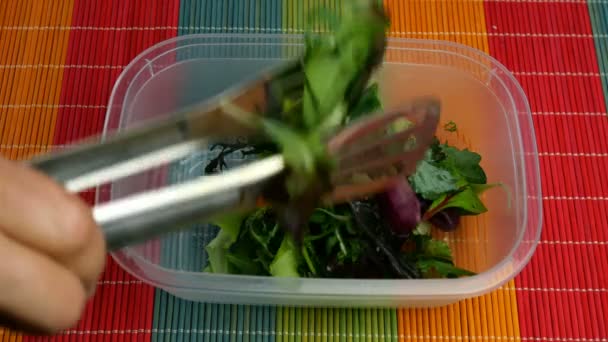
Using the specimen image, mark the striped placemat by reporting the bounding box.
[1,1,607,341]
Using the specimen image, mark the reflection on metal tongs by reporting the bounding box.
[28,60,441,251]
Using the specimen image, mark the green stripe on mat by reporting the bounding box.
[588,1,608,112]
[152,2,401,341]
[274,308,398,342]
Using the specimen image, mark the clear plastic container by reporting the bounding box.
[101,35,542,308]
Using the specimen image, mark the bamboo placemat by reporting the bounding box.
[1,1,607,341]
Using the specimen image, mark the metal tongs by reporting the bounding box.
[28,61,440,251]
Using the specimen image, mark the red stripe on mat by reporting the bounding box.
[485,1,608,341]
[22,1,179,341]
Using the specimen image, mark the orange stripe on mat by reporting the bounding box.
[0,0,74,338]
[383,1,521,341]
[0,0,74,161]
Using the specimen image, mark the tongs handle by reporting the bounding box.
[98,186,242,251]
[93,155,284,250]
[29,118,205,193]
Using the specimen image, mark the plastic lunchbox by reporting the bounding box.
[100,34,542,308]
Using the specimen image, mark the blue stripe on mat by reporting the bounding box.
[151,2,284,341]
[588,1,608,112]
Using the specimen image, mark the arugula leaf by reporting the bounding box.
[338,238,364,264]
[305,205,364,277]
[409,160,459,200]
[349,200,421,278]
[302,240,321,276]
[269,236,301,277]
[417,259,476,278]
[244,208,283,259]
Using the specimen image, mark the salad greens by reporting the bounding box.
[202,1,498,279]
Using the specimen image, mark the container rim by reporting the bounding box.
[102,33,543,300]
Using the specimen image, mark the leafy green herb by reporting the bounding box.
[411,138,495,230]
[304,205,364,277]
[445,187,488,214]
[413,235,476,278]
[424,181,502,221]
[417,259,476,278]
[409,160,459,200]
[444,121,458,133]
[209,208,286,276]
[439,145,487,184]
[427,187,487,216]
[349,200,421,279]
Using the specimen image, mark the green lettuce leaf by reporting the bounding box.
[206,230,237,274]
[269,237,301,277]
[204,213,247,274]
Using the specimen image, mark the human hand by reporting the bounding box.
[0,157,106,334]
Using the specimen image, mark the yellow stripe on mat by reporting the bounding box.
[383,1,521,341]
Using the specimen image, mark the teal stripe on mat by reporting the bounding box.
[588,1,608,112]
[151,2,283,341]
